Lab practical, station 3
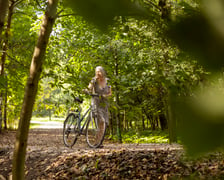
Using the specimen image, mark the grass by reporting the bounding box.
[28,117,170,144]
[121,129,169,144]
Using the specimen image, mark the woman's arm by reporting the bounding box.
[108,86,112,96]
[87,78,96,93]
[102,86,112,98]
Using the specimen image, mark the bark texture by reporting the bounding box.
[0,1,15,132]
[12,0,58,179]
[0,0,9,133]
[0,0,9,38]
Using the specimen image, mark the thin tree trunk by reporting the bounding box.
[159,113,167,130]
[12,1,58,179]
[123,110,127,130]
[0,0,14,132]
[142,109,145,130]
[0,0,9,39]
[109,110,113,136]
[114,51,122,143]
[0,0,9,133]
[0,95,2,132]
[129,118,132,129]
[167,90,177,143]
[1,0,13,74]
[4,76,7,129]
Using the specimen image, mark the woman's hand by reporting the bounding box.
[102,89,112,98]
[82,89,89,94]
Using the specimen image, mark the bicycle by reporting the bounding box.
[63,94,107,148]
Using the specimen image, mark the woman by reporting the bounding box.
[88,66,112,125]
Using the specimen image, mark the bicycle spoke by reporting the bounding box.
[86,114,106,148]
[63,113,79,147]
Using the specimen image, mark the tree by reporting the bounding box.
[0,0,9,132]
[0,0,21,131]
[12,0,59,179]
[5,1,38,128]
[0,0,9,37]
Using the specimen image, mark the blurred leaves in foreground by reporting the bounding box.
[64,0,153,29]
[169,0,224,156]
[168,0,224,71]
[176,75,224,156]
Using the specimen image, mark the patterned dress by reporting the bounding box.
[90,77,111,125]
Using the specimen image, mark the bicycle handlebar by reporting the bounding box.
[74,97,83,103]
[83,89,99,97]
[90,93,99,97]
[74,91,99,104]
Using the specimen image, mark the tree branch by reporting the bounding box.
[144,0,160,11]
[35,0,45,11]
[14,0,24,7]
[57,13,78,18]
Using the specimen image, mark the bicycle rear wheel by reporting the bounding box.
[86,112,106,148]
[63,113,79,147]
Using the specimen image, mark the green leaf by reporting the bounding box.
[168,5,224,71]
[65,0,151,29]
[176,96,224,157]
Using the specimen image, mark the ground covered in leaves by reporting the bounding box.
[1,128,224,179]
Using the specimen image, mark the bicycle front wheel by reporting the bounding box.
[86,112,106,148]
[63,113,79,147]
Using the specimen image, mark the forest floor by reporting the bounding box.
[1,128,224,180]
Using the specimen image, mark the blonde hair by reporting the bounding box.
[95,66,106,78]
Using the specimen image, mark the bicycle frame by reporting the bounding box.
[77,105,92,134]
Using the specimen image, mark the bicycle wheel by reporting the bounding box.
[63,113,79,147]
[86,112,106,148]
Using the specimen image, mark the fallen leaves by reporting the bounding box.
[1,129,224,179]
[38,148,224,180]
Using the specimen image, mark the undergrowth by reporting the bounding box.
[117,129,169,144]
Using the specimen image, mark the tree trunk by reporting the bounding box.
[1,0,13,74]
[0,0,9,133]
[109,110,113,136]
[0,96,2,132]
[4,77,7,129]
[49,109,51,121]
[12,1,58,179]
[0,0,14,132]
[129,118,132,129]
[123,110,127,130]
[159,113,167,130]
[142,109,145,130]
[167,90,177,143]
[116,110,122,142]
[158,0,171,19]
[0,0,8,38]
[114,50,122,143]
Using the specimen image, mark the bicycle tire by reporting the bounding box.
[63,113,79,147]
[86,112,106,148]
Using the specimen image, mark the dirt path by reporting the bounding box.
[0,129,224,179]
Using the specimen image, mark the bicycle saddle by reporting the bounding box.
[75,97,83,103]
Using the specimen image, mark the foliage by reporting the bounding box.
[1,0,221,158]
[167,0,224,156]
[122,129,169,143]
[42,7,206,131]
[64,0,153,30]
[3,1,38,122]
